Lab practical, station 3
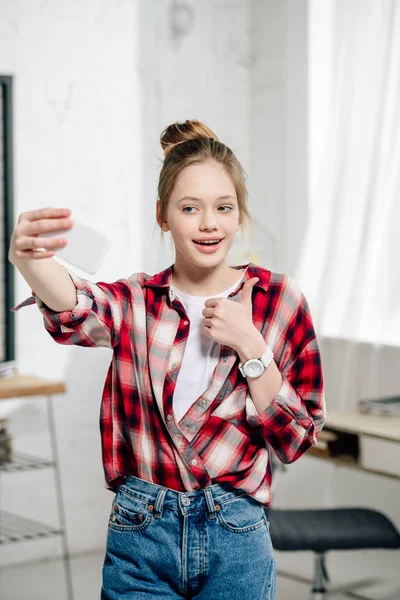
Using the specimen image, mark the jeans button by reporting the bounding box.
[182,497,191,506]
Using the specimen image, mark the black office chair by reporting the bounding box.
[265,453,400,599]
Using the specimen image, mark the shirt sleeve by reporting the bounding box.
[11,268,131,349]
[245,283,326,464]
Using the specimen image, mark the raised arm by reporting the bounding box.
[9,207,129,349]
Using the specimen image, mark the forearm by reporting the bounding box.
[236,332,283,413]
[238,331,325,463]
[11,257,77,312]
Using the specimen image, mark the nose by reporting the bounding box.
[200,210,219,231]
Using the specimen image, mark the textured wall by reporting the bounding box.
[0,0,140,566]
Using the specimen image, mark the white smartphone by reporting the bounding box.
[42,219,111,274]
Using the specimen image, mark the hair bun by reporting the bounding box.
[160,119,220,158]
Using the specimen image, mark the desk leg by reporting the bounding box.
[46,394,74,600]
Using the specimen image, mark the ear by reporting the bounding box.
[156,200,169,232]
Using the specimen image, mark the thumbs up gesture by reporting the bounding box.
[202,277,264,352]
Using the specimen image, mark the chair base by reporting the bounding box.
[277,551,381,599]
[277,569,380,599]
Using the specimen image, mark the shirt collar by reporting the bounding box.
[143,261,271,293]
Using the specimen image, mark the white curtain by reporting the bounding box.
[295,0,400,409]
[296,0,400,347]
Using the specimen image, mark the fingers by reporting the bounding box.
[10,208,73,263]
[14,234,68,253]
[17,249,57,260]
[21,217,74,236]
[11,208,73,261]
[18,207,71,223]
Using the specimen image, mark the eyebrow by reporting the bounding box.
[178,195,237,203]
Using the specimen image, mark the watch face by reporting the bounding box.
[244,359,264,378]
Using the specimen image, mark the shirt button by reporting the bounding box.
[167,415,173,421]
[183,320,189,325]
[191,459,198,466]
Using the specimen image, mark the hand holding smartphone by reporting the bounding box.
[9,208,111,275]
[42,218,111,274]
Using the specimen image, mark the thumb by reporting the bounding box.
[240,277,259,304]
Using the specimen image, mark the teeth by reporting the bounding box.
[194,240,220,245]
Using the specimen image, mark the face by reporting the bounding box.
[157,160,241,269]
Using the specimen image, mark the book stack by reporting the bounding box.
[0,418,12,464]
[359,396,400,416]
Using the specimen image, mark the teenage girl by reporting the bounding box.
[9,120,325,600]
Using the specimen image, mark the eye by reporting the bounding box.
[182,206,233,214]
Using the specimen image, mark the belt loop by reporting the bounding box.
[153,486,168,519]
[204,487,217,519]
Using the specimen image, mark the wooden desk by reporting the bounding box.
[308,410,400,480]
[0,373,66,399]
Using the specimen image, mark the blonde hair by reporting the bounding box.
[155,119,252,245]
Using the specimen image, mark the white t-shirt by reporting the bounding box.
[170,269,246,422]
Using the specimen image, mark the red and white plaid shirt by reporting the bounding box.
[13,261,325,506]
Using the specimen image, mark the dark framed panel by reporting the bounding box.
[1,75,15,364]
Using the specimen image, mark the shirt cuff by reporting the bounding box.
[11,271,95,332]
[245,375,316,442]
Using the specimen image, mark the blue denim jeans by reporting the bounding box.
[101,475,276,599]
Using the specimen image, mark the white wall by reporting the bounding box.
[249,0,309,276]
[0,0,254,568]
[249,0,287,273]
[137,0,253,276]
[0,0,141,567]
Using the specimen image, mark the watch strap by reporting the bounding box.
[238,343,274,377]
[259,344,274,368]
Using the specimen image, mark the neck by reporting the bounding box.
[171,261,244,296]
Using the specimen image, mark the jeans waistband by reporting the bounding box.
[119,475,250,518]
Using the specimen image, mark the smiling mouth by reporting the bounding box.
[192,239,223,246]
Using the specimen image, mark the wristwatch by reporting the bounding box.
[238,344,274,379]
